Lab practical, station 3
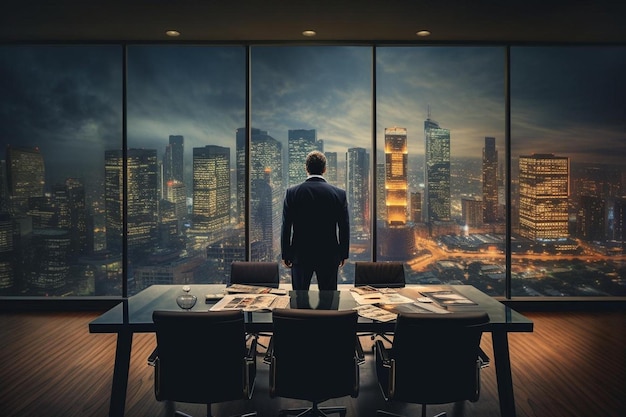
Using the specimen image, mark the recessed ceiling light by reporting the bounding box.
[165,30,181,37]
[416,30,431,37]
[302,30,317,37]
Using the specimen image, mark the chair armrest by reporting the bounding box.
[478,347,490,368]
[355,336,366,365]
[374,340,391,367]
[147,347,158,367]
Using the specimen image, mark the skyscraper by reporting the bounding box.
[288,129,318,187]
[424,114,451,223]
[518,153,569,240]
[324,151,338,186]
[346,147,369,234]
[6,145,45,216]
[165,135,184,183]
[384,127,408,226]
[105,149,158,254]
[482,137,498,223]
[192,145,230,239]
[250,131,282,261]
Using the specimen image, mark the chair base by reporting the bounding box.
[172,404,257,417]
[377,408,446,417]
[279,404,347,417]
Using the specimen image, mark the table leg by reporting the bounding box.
[109,330,133,417]
[492,331,516,417]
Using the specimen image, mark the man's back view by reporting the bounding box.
[281,151,349,290]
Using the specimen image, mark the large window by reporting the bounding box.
[126,46,246,295]
[250,46,373,284]
[511,46,626,297]
[1,44,624,299]
[0,45,123,296]
[376,47,506,295]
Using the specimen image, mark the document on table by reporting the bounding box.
[353,304,397,322]
[210,293,290,312]
[224,283,287,295]
[351,291,414,305]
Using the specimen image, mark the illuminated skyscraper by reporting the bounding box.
[482,137,498,223]
[577,195,606,241]
[324,151,338,186]
[518,153,569,240]
[462,197,483,227]
[6,145,45,216]
[384,127,408,226]
[164,179,187,221]
[288,129,318,187]
[346,147,369,234]
[250,132,282,261]
[164,135,184,183]
[105,149,158,254]
[192,145,230,239]
[424,114,451,222]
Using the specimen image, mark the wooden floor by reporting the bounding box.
[0,310,625,417]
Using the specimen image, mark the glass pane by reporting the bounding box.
[511,46,626,297]
[251,46,372,284]
[0,45,123,296]
[376,47,506,295]
[127,46,245,294]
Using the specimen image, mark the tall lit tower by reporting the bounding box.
[250,131,282,261]
[518,153,569,240]
[288,129,318,187]
[424,112,451,223]
[105,149,159,254]
[192,145,230,239]
[324,152,338,186]
[346,147,369,235]
[384,127,408,226]
[482,137,498,223]
[5,145,45,216]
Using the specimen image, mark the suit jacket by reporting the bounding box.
[281,177,349,265]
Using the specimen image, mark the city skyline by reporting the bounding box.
[1,45,625,190]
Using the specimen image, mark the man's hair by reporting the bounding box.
[305,151,326,175]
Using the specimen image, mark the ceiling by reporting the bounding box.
[2,0,626,44]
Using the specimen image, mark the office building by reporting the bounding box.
[384,127,408,226]
[424,114,451,223]
[5,146,45,216]
[482,137,498,223]
[288,129,318,187]
[346,147,369,235]
[518,153,569,241]
[462,197,484,228]
[105,149,159,255]
[324,151,338,186]
[191,145,231,240]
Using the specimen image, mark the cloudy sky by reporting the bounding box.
[1,44,625,189]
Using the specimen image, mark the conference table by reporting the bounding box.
[89,284,533,417]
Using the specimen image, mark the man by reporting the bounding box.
[281,151,349,290]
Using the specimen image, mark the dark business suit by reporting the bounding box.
[281,176,349,290]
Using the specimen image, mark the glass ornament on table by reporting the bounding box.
[176,285,197,310]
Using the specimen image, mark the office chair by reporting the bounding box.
[374,311,490,417]
[354,261,406,344]
[354,262,406,288]
[229,261,280,288]
[229,261,280,350]
[149,310,257,417]
[269,308,360,417]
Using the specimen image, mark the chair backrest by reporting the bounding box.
[152,310,251,404]
[230,261,280,288]
[270,308,359,402]
[389,311,489,405]
[354,261,406,288]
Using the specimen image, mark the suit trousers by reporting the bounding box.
[291,261,339,291]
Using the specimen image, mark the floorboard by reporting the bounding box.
[0,310,624,417]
